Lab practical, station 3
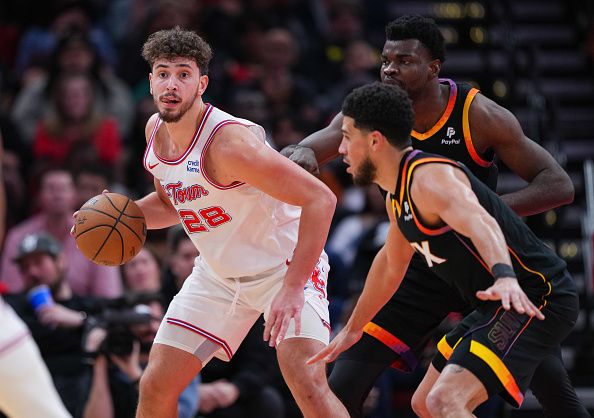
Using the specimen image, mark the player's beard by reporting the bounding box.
[157,86,200,123]
[352,156,376,186]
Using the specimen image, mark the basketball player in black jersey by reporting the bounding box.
[283,14,588,418]
[308,82,579,417]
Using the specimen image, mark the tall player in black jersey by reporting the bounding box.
[308,82,579,417]
[283,15,587,418]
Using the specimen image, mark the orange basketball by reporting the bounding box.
[74,193,147,266]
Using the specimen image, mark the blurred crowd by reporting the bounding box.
[0,1,592,418]
[0,1,406,417]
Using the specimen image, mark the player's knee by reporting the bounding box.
[411,389,430,417]
[426,385,458,417]
[138,366,177,401]
[296,363,328,390]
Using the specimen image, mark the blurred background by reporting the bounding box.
[0,0,593,417]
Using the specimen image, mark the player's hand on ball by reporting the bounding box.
[307,326,363,364]
[476,277,545,320]
[71,190,110,237]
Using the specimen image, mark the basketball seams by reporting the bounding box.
[77,207,144,244]
[105,195,146,244]
[104,193,126,212]
[99,192,145,219]
[97,228,125,265]
[90,196,129,264]
[75,193,146,266]
[92,222,119,262]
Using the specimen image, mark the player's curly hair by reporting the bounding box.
[385,15,445,62]
[342,82,414,149]
[142,26,213,75]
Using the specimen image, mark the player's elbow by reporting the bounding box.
[309,187,336,221]
[559,177,575,205]
[319,187,337,214]
[549,168,574,205]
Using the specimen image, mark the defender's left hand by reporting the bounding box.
[307,327,363,365]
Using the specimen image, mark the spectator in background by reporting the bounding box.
[12,29,133,144]
[228,89,271,141]
[257,28,320,130]
[83,271,199,418]
[121,247,162,294]
[0,125,29,232]
[4,232,105,417]
[1,168,122,298]
[270,113,307,152]
[14,1,116,82]
[160,225,199,307]
[0,135,72,418]
[32,72,123,175]
[309,0,365,87]
[115,0,201,92]
[323,39,378,113]
[73,164,111,209]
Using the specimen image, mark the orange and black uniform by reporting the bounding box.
[329,80,587,417]
[393,150,578,406]
[336,80,492,373]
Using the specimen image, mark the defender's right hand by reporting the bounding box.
[280,145,320,176]
[476,277,545,320]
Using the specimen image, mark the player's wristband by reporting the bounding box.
[491,263,516,279]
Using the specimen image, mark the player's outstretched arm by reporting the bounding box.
[411,164,544,319]
[280,112,344,174]
[471,95,574,216]
[308,196,414,364]
[209,123,337,346]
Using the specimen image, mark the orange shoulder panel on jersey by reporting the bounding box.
[392,153,417,218]
[404,157,459,236]
[462,88,494,168]
[411,83,458,141]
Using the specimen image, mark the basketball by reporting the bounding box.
[74,193,147,266]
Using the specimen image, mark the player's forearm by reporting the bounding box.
[135,192,180,230]
[468,213,514,269]
[284,193,336,289]
[298,116,343,166]
[500,168,574,217]
[346,248,403,331]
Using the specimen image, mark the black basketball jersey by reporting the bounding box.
[412,78,498,190]
[391,150,569,307]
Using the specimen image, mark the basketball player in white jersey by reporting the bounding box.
[134,27,348,418]
[0,136,71,418]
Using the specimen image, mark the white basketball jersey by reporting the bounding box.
[144,105,301,278]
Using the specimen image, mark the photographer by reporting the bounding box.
[83,296,199,418]
[4,232,104,417]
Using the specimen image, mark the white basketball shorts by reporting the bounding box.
[154,254,331,364]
